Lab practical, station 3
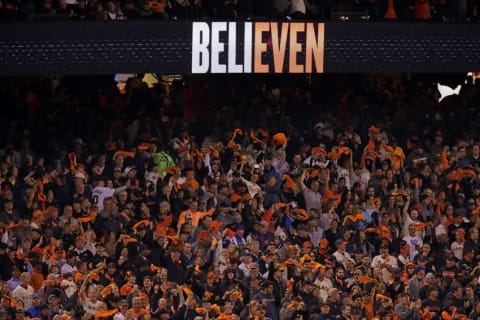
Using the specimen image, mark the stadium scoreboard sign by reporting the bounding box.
[191,22,324,74]
[1,21,480,75]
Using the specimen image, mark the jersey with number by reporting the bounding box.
[12,284,34,309]
[83,299,103,316]
[92,186,115,211]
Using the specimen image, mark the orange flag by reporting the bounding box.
[414,222,428,231]
[88,272,100,282]
[132,219,150,230]
[113,150,135,160]
[343,213,364,223]
[283,174,298,192]
[137,143,155,151]
[197,231,210,243]
[119,234,138,245]
[181,286,194,296]
[150,264,161,272]
[166,235,181,247]
[224,228,235,238]
[101,284,115,297]
[272,133,288,145]
[358,275,377,283]
[295,209,308,219]
[95,309,119,319]
[210,221,223,233]
[208,146,220,158]
[263,208,274,224]
[310,262,326,271]
[277,202,289,209]
[78,211,97,223]
[249,130,266,146]
[278,259,297,268]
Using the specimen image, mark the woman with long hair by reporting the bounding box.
[218,267,242,299]
[351,229,375,259]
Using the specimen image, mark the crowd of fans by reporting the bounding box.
[0,0,478,22]
[0,73,479,320]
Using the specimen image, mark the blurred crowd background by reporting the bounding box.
[0,73,479,319]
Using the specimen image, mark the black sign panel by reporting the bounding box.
[0,21,480,75]
[325,23,480,73]
[0,21,193,75]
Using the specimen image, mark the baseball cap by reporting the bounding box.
[74,172,86,180]
[47,273,60,280]
[220,201,229,208]
[124,166,137,175]
[414,266,426,273]
[234,224,245,231]
[47,292,59,300]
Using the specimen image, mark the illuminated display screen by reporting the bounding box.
[0,22,480,75]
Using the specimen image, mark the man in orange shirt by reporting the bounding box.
[126,295,151,319]
[177,199,215,230]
